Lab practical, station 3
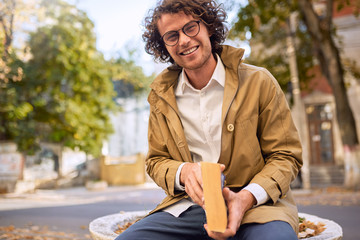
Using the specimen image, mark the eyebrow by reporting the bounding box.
[163,19,197,34]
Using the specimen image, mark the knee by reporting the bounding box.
[264,229,297,240]
[114,230,135,240]
[239,221,298,240]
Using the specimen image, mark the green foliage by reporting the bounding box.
[336,0,360,16]
[229,0,315,92]
[22,0,116,156]
[230,0,360,92]
[1,0,153,156]
[109,48,154,93]
[1,1,31,144]
[0,30,3,50]
[0,51,33,145]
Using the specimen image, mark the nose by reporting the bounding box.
[177,31,191,47]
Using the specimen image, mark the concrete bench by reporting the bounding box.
[89,211,343,240]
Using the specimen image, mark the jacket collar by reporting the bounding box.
[220,46,245,124]
[220,45,245,71]
[148,45,245,106]
[176,54,225,95]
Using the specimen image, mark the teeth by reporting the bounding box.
[182,47,197,55]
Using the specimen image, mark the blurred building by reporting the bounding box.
[248,2,360,188]
[102,80,149,157]
[300,2,360,187]
[0,141,88,193]
[99,80,150,186]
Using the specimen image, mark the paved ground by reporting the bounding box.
[0,184,359,239]
[295,187,360,240]
[0,183,164,239]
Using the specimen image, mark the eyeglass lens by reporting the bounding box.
[163,21,200,46]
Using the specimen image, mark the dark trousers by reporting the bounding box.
[115,205,298,240]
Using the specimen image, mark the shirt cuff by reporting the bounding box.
[243,183,269,206]
[175,163,186,191]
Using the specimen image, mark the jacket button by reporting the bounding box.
[177,141,185,148]
[227,124,234,132]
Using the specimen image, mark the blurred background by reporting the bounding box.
[0,0,359,209]
[1,0,360,239]
[0,0,360,193]
[0,0,360,195]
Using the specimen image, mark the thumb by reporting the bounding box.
[219,164,225,172]
[222,187,233,202]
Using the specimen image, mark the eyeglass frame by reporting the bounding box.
[161,20,201,47]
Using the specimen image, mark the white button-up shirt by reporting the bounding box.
[164,55,268,217]
[175,55,225,165]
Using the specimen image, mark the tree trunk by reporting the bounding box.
[286,15,311,189]
[0,0,16,62]
[298,0,360,189]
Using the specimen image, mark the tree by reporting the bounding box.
[298,0,360,189]
[109,47,154,94]
[231,0,360,189]
[1,0,154,158]
[24,0,116,157]
[230,1,320,91]
[0,0,32,144]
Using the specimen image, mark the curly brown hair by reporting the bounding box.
[143,0,228,64]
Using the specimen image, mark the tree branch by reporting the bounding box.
[324,0,334,31]
[297,0,322,42]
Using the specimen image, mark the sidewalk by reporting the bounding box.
[1,184,359,213]
[0,182,161,211]
[2,184,359,209]
[293,186,360,206]
[0,182,163,240]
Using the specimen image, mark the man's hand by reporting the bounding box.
[180,163,225,207]
[180,162,204,206]
[204,188,256,240]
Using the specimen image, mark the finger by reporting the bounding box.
[223,188,242,231]
[204,224,234,240]
[222,187,233,203]
[185,176,204,206]
[227,208,241,232]
[195,162,203,187]
[185,186,203,206]
[219,164,225,172]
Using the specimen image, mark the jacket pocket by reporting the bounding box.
[234,116,262,163]
[225,117,264,185]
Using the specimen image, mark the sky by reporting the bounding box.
[66,0,248,75]
[65,0,159,74]
[70,0,157,57]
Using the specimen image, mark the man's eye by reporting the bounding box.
[185,24,197,33]
[165,33,178,42]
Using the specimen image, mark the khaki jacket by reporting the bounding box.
[146,45,303,231]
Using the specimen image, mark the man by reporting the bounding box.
[116,0,303,239]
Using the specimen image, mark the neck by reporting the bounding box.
[184,54,217,90]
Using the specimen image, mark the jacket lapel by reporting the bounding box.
[150,67,193,163]
[219,46,245,166]
[220,46,244,125]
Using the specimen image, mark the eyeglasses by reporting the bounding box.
[161,20,201,46]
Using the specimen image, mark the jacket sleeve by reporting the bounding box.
[145,104,184,197]
[250,68,303,204]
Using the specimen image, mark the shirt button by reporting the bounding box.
[227,124,234,132]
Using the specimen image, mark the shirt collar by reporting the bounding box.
[176,54,225,95]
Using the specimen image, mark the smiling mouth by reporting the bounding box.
[180,46,199,55]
